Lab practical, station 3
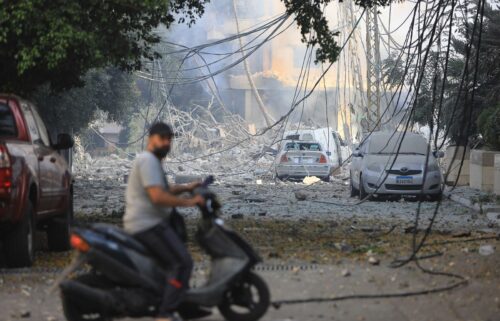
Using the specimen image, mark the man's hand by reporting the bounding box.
[191,194,205,207]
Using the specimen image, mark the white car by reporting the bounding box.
[282,128,347,170]
[349,131,444,200]
[275,140,333,181]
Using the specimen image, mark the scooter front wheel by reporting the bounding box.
[218,272,270,321]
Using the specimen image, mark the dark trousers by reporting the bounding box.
[134,220,193,317]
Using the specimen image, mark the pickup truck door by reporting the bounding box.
[24,106,66,214]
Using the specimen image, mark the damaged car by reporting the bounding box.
[349,131,444,201]
[275,140,333,182]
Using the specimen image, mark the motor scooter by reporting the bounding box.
[57,176,270,321]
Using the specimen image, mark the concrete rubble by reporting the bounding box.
[72,143,497,234]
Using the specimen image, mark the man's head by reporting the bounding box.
[147,122,174,159]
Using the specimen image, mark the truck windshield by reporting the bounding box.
[285,142,322,151]
[0,103,17,137]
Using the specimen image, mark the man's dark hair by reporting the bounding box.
[148,122,174,138]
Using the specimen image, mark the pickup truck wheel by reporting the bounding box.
[47,192,73,252]
[4,201,35,267]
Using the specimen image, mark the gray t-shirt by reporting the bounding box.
[123,151,171,234]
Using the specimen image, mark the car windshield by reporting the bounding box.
[368,133,428,155]
[0,103,17,137]
[284,142,322,151]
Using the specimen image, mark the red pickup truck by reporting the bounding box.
[0,94,74,267]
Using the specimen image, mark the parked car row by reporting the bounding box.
[273,129,444,201]
[0,94,74,267]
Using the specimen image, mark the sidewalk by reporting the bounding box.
[445,186,500,223]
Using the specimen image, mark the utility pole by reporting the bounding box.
[365,6,382,132]
[343,0,366,143]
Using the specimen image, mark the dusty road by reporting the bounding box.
[1,247,499,321]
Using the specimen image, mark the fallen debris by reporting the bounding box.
[303,176,321,185]
[478,244,495,256]
[341,269,351,277]
[20,310,31,318]
[294,191,307,201]
[366,250,380,265]
[368,256,380,265]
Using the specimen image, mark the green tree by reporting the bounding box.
[0,0,209,94]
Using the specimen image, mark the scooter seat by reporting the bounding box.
[91,223,152,255]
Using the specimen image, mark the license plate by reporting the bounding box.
[396,176,413,184]
[302,158,314,164]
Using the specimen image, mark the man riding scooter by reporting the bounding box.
[123,122,204,321]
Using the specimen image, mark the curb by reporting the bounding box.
[445,191,500,215]
[444,191,480,212]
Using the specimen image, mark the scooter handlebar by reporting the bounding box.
[192,176,220,217]
[200,175,214,188]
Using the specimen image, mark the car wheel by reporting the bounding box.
[359,175,368,200]
[47,192,73,251]
[350,178,359,197]
[4,200,35,267]
[428,192,442,202]
[322,176,330,182]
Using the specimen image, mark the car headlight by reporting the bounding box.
[426,162,440,172]
[367,163,383,172]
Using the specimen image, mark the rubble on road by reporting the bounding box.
[71,143,497,235]
[479,244,495,256]
[294,191,308,201]
[303,176,321,185]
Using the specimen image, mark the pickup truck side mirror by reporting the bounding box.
[53,133,74,150]
[352,149,363,158]
[433,150,445,158]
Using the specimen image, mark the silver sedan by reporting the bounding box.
[349,131,444,200]
[275,141,333,182]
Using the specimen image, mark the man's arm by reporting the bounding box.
[146,186,204,207]
[169,181,201,195]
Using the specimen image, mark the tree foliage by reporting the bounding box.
[282,0,393,63]
[30,68,140,134]
[0,0,209,94]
